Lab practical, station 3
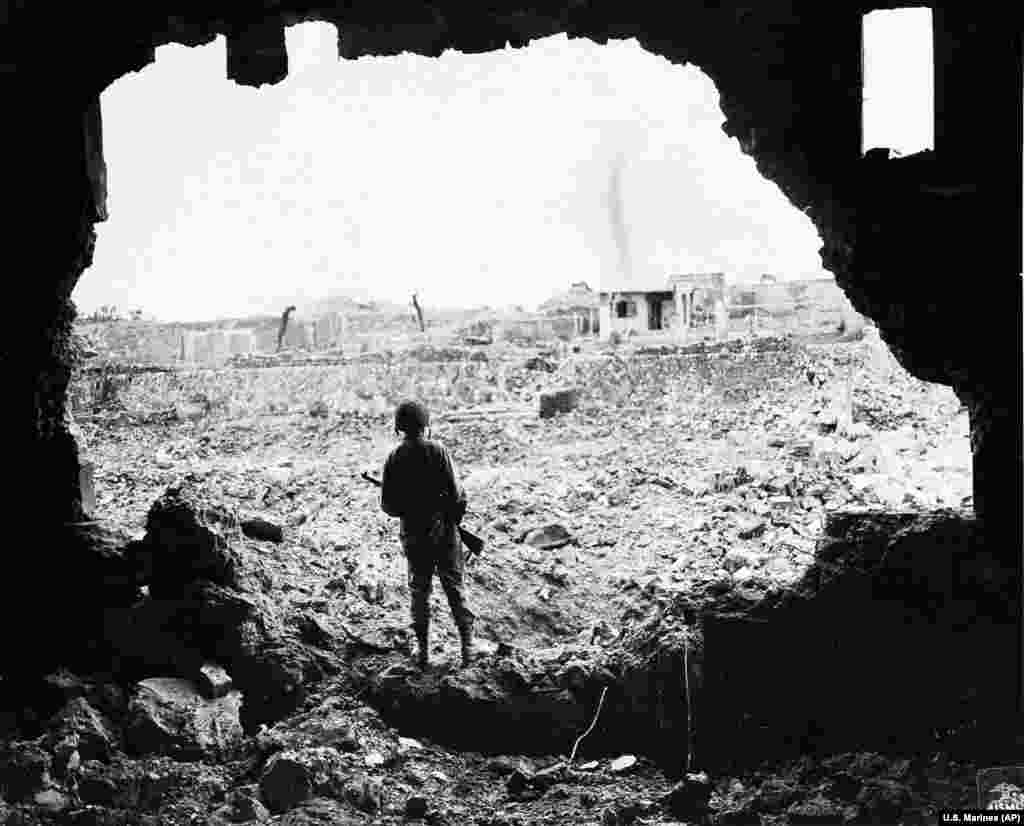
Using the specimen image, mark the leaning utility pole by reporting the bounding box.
[277,305,297,352]
[411,292,425,333]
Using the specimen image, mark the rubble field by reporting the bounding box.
[0,332,996,826]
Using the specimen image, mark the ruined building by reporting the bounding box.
[1,0,1020,757]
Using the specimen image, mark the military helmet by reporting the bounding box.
[395,400,430,435]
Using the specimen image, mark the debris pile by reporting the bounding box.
[9,333,982,824]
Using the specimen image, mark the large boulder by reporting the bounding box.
[124,677,244,760]
[125,483,241,596]
[184,581,329,730]
[104,583,329,732]
[105,483,336,731]
[259,747,348,813]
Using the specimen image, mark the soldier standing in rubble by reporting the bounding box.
[380,400,476,669]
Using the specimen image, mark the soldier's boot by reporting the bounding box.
[413,623,429,670]
[458,622,475,668]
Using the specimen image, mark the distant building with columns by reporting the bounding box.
[598,273,728,342]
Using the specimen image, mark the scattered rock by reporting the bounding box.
[241,516,284,543]
[105,572,328,734]
[600,802,638,825]
[522,524,573,550]
[345,773,383,813]
[49,697,117,762]
[50,735,80,779]
[397,737,423,754]
[292,612,337,651]
[663,772,712,820]
[714,804,762,824]
[706,574,733,596]
[277,797,363,826]
[76,767,120,806]
[0,741,53,802]
[404,766,428,786]
[712,467,753,492]
[124,678,244,760]
[735,514,766,539]
[486,756,529,776]
[786,795,847,825]
[845,422,873,440]
[538,387,578,419]
[222,788,271,822]
[262,748,354,814]
[856,778,912,822]
[722,549,758,573]
[731,566,757,583]
[405,795,429,819]
[753,779,801,812]
[331,725,361,753]
[33,786,70,813]
[505,768,533,797]
[524,357,556,372]
[765,556,796,579]
[609,755,637,774]
[764,474,799,496]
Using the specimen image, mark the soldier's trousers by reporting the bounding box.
[405,538,475,636]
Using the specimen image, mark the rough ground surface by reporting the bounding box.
[72,334,971,659]
[0,333,987,825]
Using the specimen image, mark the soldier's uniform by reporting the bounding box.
[380,411,474,667]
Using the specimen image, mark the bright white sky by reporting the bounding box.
[77,18,932,322]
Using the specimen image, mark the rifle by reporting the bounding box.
[360,471,485,559]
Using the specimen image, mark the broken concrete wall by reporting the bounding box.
[181,330,236,365]
[78,312,351,366]
[312,312,346,349]
[726,279,864,334]
[496,317,577,343]
[79,338,812,418]
[79,322,185,364]
[105,359,515,417]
